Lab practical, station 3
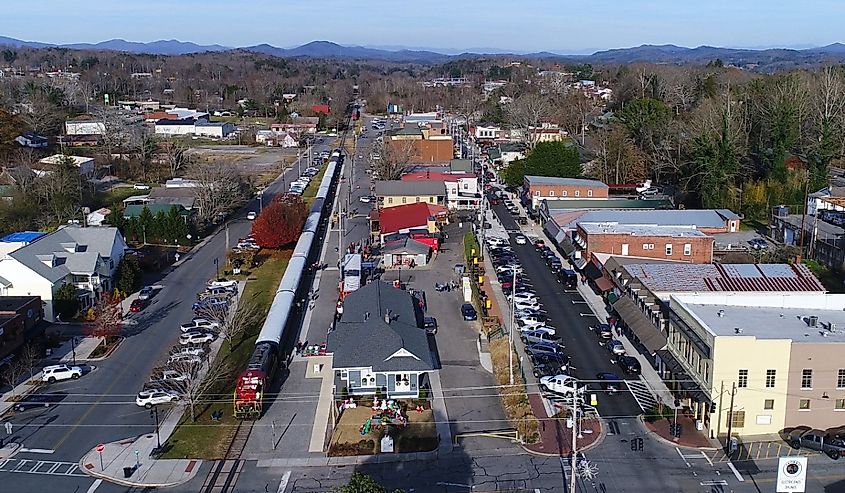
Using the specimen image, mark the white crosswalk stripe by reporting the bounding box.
[0,458,89,477]
[626,379,658,411]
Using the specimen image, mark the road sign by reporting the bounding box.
[777,456,807,492]
[95,444,105,452]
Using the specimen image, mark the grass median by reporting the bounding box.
[161,249,291,459]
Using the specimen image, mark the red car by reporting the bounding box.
[129,298,149,313]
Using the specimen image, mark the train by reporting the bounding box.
[234,148,344,419]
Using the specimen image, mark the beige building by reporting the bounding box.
[374,181,446,209]
[666,292,845,439]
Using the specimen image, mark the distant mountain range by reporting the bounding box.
[1,35,844,68]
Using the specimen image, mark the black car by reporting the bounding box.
[617,355,642,375]
[461,303,478,321]
[593,323,613,340]
[596,372,623,393]
[423,316,438,335]
[13,392,67,412]
[557,269,578,288]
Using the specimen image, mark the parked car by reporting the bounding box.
[460,303,477,321]
[359,195,376,203]
[518,317,547,329]
[557,269,578,288]
[200,286,236,300]
[168,353,203,365]
[133,183,151,190]
[617,355,642,375]
[748,238,768,250]
[539,375,580,396]
[607,340,626,355]
[514,299,541,311]
[130,298,150,313]
[13,392,66,412]
[526,342,566,360]
[138,286,155,300]
[596,372,623,393]
[42,364,82,383]
[179,331,216,345]
[592,323,613,340]
[180,319,220,332]
[136,389,179,409]
[533,239,545,250]
[789,429,845,460]
[208,278,238,289]
[423,316,438,335]
[521,329,561,345]
[247,211,257,220]
[158,369,190,382]
[192,298,230,312]
[514,234,527,245]
[172,346,205,357]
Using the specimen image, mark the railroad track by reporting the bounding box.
[225,420,254,460]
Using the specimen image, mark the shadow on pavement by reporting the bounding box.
[355,445,475,492]
[122,300,182,337]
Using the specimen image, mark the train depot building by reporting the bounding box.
[328,281,434,398]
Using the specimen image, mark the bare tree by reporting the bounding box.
[372,139,415,180]
[1,356,28,398]
[587,124,646,184]
[188,161,250,225]
[196,297,262,353]
[553,91,594,145]
[505,93,550,149]
[165,356,231,422]
[161,139,192,178]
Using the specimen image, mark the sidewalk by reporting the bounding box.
[643,415,716,449]
[79,434,201,488]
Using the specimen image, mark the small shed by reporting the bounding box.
[382,238,431,268]
[87,207,111,227]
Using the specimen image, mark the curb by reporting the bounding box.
[77,450,194,489]
[83,337,124,362]
[638,416,720,451]
[520,418,605,457]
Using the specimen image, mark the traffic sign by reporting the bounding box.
[777,456,807,492]
[96,443,105,452]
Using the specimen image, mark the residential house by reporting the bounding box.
[327,281,435,398]
[37,155,95,177]
[271,117,319,137]
[473,124,504,142]
[15,132,49,148]
[771,207,845,270]
[0,226,128,321]
[87,208,111,227]
[523,176,610,211]
[146,187,197,211]
[401,171,480,210]
[486,143,526,166]
[374,181,447,209]
[0,296,43,362]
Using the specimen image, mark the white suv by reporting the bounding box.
[136,389,179,408]
[42,364,82,383]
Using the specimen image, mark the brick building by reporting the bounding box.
[0,296,43,361]
[523,176,610,211]
[575,223,714,264]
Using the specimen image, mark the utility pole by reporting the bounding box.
[570,399,579,493]
[509,266,516,386]
[725,381,737,450]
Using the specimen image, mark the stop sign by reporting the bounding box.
[96,444,105,453]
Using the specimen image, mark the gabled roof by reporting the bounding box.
[383,238,431,255]
[7,226,124,282]
[123,204,190,218]
[378,203,446,235]
[327,282,434,372]
[375,180,446,197]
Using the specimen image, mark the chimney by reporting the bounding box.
[734,327,742,334]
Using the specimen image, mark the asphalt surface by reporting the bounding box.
[0,140,333,493]
[490,199,643,420]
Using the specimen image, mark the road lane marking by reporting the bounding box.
[726,461,744,482]
[676,447,691,467]
[701,451,713,466]
[18,448,55,454]
[277,471,291,493]
[86,479,103,493]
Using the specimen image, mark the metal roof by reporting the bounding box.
[544,198,673,210]
[525,176,608,188]
[375,180,446,197]
[622,263,825,293]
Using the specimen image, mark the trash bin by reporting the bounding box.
[123,467,134,478]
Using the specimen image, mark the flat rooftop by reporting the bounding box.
[672,293,845,342]
[579,223,708,237]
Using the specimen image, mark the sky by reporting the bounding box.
[1,0,843,54]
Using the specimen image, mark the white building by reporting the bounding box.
[194,121,235,138]
[0,226,127,321]
[86,208,111,227]
[65,119,106,136]
[37,155,96,177]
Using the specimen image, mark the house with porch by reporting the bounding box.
[328,281,435,398]
[0,226,127,321]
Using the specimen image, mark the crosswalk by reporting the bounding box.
[0,458,89,477]
[626,379,658,411]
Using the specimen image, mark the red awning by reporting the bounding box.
[594,276,615,292]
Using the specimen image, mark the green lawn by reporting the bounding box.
[93,187,148,210]
[160,251,291,459]
[302,162,329,208]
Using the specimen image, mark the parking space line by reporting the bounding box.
[727,461,745,482]
[701,451,713,466]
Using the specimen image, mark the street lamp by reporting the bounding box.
[150,406,161,451]
[213,258,219,278]
[71,336,77,366]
